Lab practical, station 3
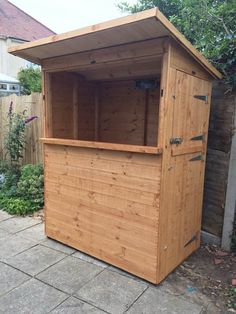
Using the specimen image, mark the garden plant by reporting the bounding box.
[0,102,44,215]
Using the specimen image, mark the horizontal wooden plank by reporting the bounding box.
[46,207,157,255]
[45,163,159,193]
[41,138,162,154]
[42,37,167,71]
[46,224,157,282]
[45,191,158,228]
[44,144,162,167]
[46,178,158,207]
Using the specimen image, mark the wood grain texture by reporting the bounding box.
[99,80,159,146]
[44,144,161,282]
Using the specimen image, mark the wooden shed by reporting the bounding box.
[9,8,222,283]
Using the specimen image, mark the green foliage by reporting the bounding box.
[17,164,44,208]
[0,163,44,216]
[4,102,38,165]
[2,166,21,197]
[0,196,36,216]
[227,286,236,309]
[17,66,42,95]
[5,110,27,164]
[118,0,236,88]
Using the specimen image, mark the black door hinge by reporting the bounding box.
[190,134,204,141]
[194,95,208,102]
[189,154,203,161]
[170,137,183,145]
[184,234,198,247]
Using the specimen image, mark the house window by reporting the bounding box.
[9,84,19,91]
[0,84,7,90]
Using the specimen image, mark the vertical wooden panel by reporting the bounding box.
[99,80,159,146]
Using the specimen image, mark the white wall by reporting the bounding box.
[0,37,29,78]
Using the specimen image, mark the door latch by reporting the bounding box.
[170,137,183,145]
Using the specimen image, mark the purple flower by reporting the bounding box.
[24,116,38,124]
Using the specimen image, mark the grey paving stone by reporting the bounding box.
[42,237,76,254]
[0,278,67,314]
[0,234,37,261]
[73,251,108,268]
[0,216,40,233]
[0,262,30,297]
[0,210,13,222]
[37,256,103,294]
[126,287,203,314]
[51,297,106,314]
[0,228,10,239]
[17,223,46,242]
[76,269,147,314]
[6,244,66,276]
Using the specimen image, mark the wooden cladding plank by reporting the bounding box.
[42,138,162,155]
[45,224,157,282]
[42,37,167,71]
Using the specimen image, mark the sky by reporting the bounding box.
[10,0,137,34]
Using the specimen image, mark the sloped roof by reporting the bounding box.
[8,8,222,79]
[0,72,19,83]
[0,0,55,41]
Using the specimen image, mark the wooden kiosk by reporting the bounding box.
[9,8,222,283]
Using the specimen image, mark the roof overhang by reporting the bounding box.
[8,8,222,79]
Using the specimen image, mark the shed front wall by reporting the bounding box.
[44,144,162,282]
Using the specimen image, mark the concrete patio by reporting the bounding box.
[0,210,217,314]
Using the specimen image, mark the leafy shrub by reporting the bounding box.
[0,197,36,216]
[17,164,44,208]
[0,163,44,216]
[17,66,42,95]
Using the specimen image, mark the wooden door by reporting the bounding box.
[169,71,211,259]
[171,71,211,157]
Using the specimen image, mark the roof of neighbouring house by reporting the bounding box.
[0,72,19,83]
[0,0,55,41]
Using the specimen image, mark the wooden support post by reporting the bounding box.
[94,83,99,141]
[143,89,149,146]
[73,78,79,139]
[44,72,53,137]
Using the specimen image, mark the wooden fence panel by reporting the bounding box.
[0,93,43,164]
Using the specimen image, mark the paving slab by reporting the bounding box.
[73,251,108,268]
[37,256,103,294]
[50,296,106,313]
[0,216,40,233]
[42,237,76,254]
[0,278,67,314]
[6,244,66,276]
[76,269,148,314]
[0,262,30,297]
[0,234,37,261]
[18,223,46,242]
[0,210,13,222]
[0,228,11,239]
[126,286,203,314]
